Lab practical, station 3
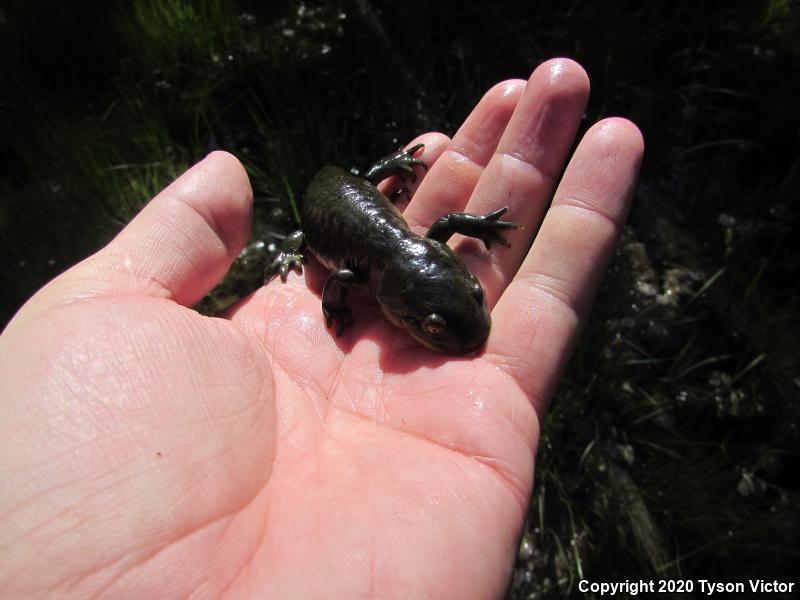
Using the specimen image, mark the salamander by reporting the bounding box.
[265,144,517,354]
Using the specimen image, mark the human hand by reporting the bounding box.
[0,58,642,598]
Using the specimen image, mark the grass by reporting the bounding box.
[0,94,187,317]
[125,0,244,70]
[1,1,798,597]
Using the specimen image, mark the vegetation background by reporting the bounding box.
[1,1,798,597]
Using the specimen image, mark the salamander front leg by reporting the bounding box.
[322,269,360,336]
[425,207,519,249]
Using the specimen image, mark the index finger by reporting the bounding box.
[487,118,644,414]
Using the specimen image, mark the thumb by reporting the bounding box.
[87,150,252,305]
[18,151,252,320]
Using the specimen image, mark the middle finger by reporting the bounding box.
[456,58,590,306]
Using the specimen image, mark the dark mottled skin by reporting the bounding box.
[302,167,409,275]
[266,146,517,354]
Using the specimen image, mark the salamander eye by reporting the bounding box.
[422,313,446,335]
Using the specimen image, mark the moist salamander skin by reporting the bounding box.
[265,144,517,355]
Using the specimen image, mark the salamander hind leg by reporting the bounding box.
[264,231,305,283]
[364,143,428,187]
[322,268,360,336]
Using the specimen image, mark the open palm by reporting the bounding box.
[0,59,642,598]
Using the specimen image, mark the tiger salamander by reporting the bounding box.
[265,144,517,354]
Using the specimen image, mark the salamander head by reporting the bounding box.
[375,243,491,354]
